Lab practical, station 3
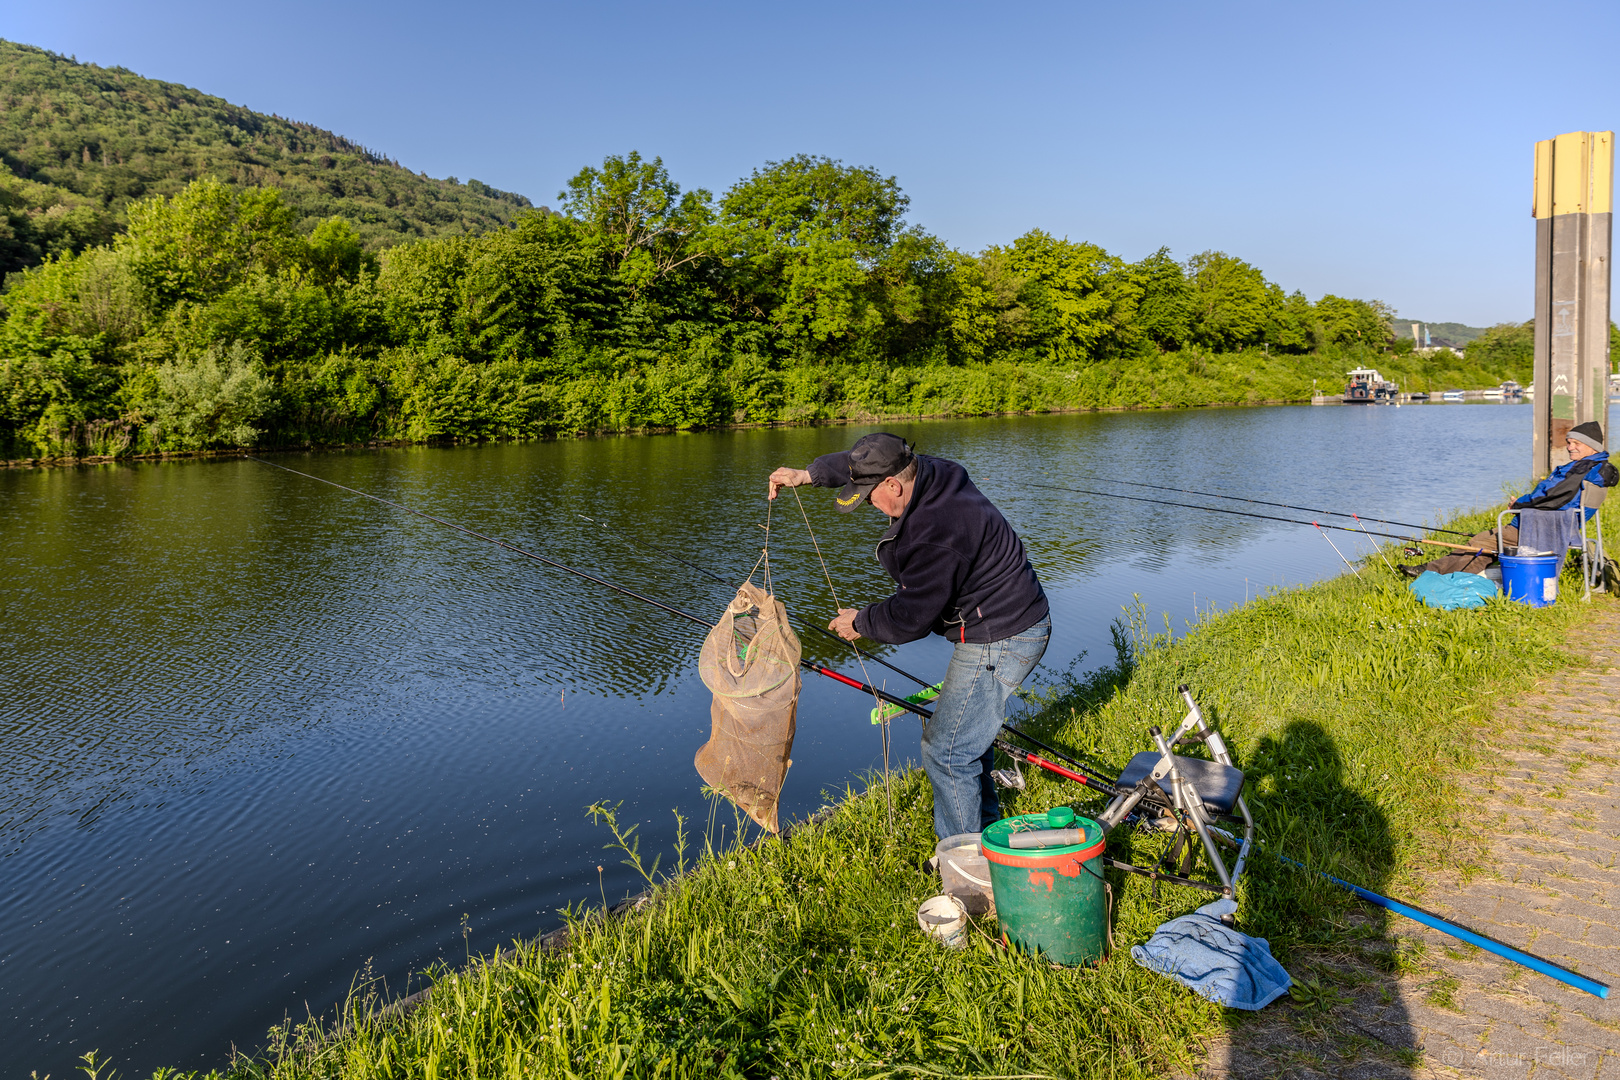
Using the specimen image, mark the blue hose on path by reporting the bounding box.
[1279,855,1609,999]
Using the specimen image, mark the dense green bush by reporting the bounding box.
[144,342,274,450]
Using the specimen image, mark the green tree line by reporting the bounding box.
[1,151,1529,460]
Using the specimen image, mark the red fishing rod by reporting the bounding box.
[993,738,1123,795]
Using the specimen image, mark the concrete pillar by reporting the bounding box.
[1532,131,1613,478]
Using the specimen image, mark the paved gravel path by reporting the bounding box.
[1202,605,1620,1079]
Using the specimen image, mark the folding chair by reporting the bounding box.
[1579,481,1607,599]
[1496,480,1607,600]
[1094,685,1255,910]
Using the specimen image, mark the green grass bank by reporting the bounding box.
[121,506,1609,1080]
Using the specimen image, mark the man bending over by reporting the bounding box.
[768,434,1050,840]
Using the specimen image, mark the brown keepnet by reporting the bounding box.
[695,581,802,833]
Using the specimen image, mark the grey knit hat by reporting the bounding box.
[1569,421,1604,452]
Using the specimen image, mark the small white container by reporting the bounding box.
[916,894,968,948]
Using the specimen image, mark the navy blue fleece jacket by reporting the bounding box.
[806,452,1048,645]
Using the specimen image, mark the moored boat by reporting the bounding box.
[1343,367,1398,404]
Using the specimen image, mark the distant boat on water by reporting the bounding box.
[1442,390,1465,402]
[1344,367,1398,404]
[1500,380,1523,398]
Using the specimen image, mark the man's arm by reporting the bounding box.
[852,545,968,645]
[1514,460,1596,510]
[767,467,811,500]
[767,451,854,500]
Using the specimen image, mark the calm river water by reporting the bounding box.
[2,403,1532,1077]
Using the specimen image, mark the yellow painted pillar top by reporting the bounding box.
[1534,131,1614,217]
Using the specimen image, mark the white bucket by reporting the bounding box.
[935,832,995,915]
[916,894,968,948]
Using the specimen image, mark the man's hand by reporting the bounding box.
[768,467,812,501]
[828,607,862,641]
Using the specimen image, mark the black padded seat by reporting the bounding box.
[1115,752,1245,815]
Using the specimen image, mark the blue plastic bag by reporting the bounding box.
[1408,570,1498,610]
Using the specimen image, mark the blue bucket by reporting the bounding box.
[1500,553,1562,607]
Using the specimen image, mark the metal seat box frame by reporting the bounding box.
[1095,685,1256,903]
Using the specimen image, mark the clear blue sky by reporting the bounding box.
[9,0,1618,327]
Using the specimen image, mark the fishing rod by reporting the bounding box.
[992,738,1123,795]
[1001,724,1119,788]
[1277,853,1608,998]
[575,514,933,691]
[1029,481,1493,554]
[249,457,1106,777]
[1063,472,1475,538]
[1200,821,1612,1000]
[245,456,936,722]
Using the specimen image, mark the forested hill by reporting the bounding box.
[0,39,533,271]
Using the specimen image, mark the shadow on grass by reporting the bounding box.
[1211,720,1428,1078]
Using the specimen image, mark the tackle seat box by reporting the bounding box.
[1115,752,1245,816]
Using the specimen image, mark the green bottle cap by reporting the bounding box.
[1046,807,1075,829]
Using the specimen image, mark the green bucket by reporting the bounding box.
[981,809,1108,965]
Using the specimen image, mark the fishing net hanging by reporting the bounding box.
[695,580,802,833]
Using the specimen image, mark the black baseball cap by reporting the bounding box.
[835,433,916,512]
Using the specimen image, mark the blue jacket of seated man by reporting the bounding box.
[1512,452,1617,522]
[805,451,1048,645]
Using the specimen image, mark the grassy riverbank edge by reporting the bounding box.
[146,506,1610,1080]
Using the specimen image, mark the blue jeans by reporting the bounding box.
[921,618,1051,839]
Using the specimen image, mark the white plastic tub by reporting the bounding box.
[935,832,995,914]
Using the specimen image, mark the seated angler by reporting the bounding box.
[1403,420,1617,577]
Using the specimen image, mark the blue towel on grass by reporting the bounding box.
[1130,899,1292,1010]
[1408,570,1498,610]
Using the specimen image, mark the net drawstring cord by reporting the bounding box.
[576,513,933,691]
[790,485,896,834]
